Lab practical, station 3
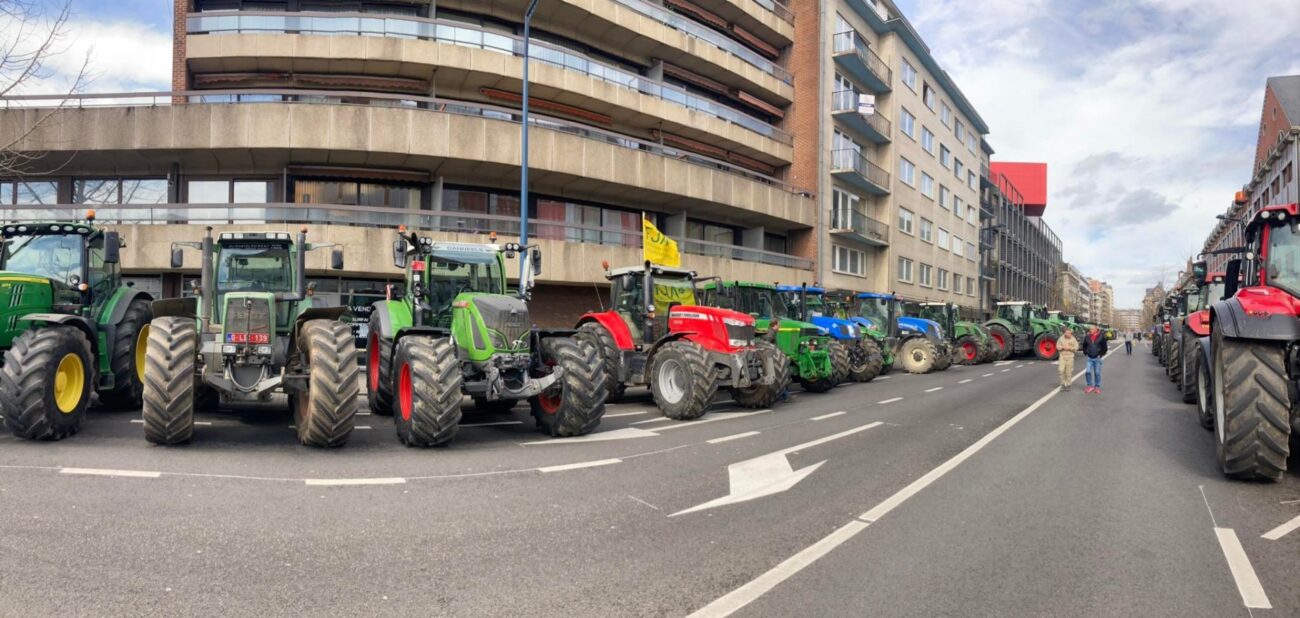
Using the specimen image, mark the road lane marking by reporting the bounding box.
[459,421,524,427]
[982,373,993,377]
[130,419,143,423]
[655,411,767,432]
[1262,514,1300,541]
[60,468,161,479]
[925,387,943,393]
[708,431,761,444]
[875,375,891,380]
[877,397,903,404]
[958,379,972,384]
[355,426,372,430]
[1015,364,1025,368]
[605,411,648,418]
[538,458,622,473]
[1000,369,1010,373]
[632,417,673,425]
[357,412,370,416]
[522,427,659,445]
[810,411,846,421]
[304,477,406,486]
[1214,528,1272,609]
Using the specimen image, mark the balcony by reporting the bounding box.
[830,148,890,195]
[830,206,889,247]
[610,0,793,84]
[830,90,890,144]
[750,0,794,23]
[831,31,891,93]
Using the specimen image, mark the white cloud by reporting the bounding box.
[909,0,1300,307]
[3,13,171,96]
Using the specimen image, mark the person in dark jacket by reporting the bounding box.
[1083,325,1108,394]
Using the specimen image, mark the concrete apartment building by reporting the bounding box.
[977,159,1061,315]
[1056,262,1092,321]
[1089,278,1114,326]
[1113,308,1140,332]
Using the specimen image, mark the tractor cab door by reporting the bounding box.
[86,233,118,320]
[611,273,645,342]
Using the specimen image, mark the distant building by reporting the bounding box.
[1056,262,1092,320]
[977,156,1061,316]
[1089,279,1114,326]
[1114,309,1141,332]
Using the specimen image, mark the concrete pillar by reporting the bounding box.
[741,226,765,249]
[647,60,665,82]
[664,213,687,239]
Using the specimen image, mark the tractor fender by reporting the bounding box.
[369,299,404,341]
[151,296,198,320]
[102,289,154,326]
[576,312,636,350]
[18,313,101,360]
[288,306,350,353]
[644,331,691,364]
[1195,335,1212,368]
[1210,296,1300,341]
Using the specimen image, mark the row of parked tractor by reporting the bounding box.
[0,213,1080,450]
[1152,201,1300,483]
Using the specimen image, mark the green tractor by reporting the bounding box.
[984,301,1061,361]
[700,281,838,392]
[778,285,883,383]
[366,232,606,446]
[0,214,153,440]
[142,228,358,447]
[915,301,995,365]
[1046,311,1088,339]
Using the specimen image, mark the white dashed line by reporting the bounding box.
[1000,369,1010,373]
[355,425,372,430]
[1262,514,1300,541]
[656,411,767,432]
[130,419,143,423]
[632,417,674,425]
[459,421,524,427]
[958,379,972,384]
[194,421,212,426]
[877,397,903,404]
[1214,528,1272,609]
[1015,364,1025,368]
[605,410,649,418]
[875,375,892,380]
[982,373,994,377]
[538,458,622,473]
[304,477,406,486]
[60,468,161,479]
[811,411,846,421]
[357,412,371,416]
[925,387,943,393]
[707,431,761,444]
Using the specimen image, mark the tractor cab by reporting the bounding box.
[606,263,705,344]
[0,217,123,323]
[918,302,956,334]
[851,292,898,339]
[777,285,860,341]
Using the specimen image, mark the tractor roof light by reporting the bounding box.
[85,209,96,222]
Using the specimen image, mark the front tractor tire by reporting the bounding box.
[848,338,883,382]
[531,337,608,436]
[394,336,463,447]
[829,340,850,385]
[366,313,394,416]
[98,298,153,410]
[955,335,981,365]
[141,317,198,445]
[1,327,94,441]
[1033,333,1059,361]
[987,324,1013,360]
[1212,327,1291,482]
[575,322,627,402]
[649,340,716,420]
[730,340,790,408]
[899,337,937,374]
[1179,330,1197,405]
[1195,348,1214,431]
[293,320,360,448]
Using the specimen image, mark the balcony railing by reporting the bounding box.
[830,148,890,193]
[0,204,813,270]
[830,206,889,245]
[831,30,892,91]
[751,0,795,23]
[187,11,790,144]
[830,89,890,142]
[611,0,792,84]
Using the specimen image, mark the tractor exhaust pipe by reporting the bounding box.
[292,228,308,302]
[201,227,215,322]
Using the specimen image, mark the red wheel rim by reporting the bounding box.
[398,362,413,421]
[1039,339,1055,356]
[992,333,1004,348]
[368,333,380,390]
[537,357,561,414]
[963,342,978,361]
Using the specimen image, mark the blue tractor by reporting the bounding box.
[778,285,884,382]
[843,292,951,374]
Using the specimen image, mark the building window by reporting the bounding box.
[898,256,913,282]
[968,170,977,190]
[940,102,952,127]
[921,173,934,198]
[834,245,866,276]
[832,188,860,230]
[967,205,977,225]
[939,185,950,210]
[953,235,963,256]
[955,121,965,142]
[296,179,421,209]
[967,276,977,295]
[901,59,917,91]
[898,207,915,234]
[921,127,934,154]
[187,179,273,204]
[765,233,787,254]
[937,226,949,249]
[3,180,58,204]
[900,107,916,139]
[920,217,933,242]
[74,178,168,204]
[899,157,916,186]
[923,83,936,110]
[940,145,951,169]
[919,263,933,287]
[938,268,949,290]
[954,159,965,181]
[967,133,977,153]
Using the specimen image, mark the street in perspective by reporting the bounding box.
[1,0,1299,616]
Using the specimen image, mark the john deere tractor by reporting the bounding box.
[700,281,837,392]
[573,262,785,420]
[916,301,995,365]
[366,232,606,445]
[847,292,950,374]
[779,285,883,382]
[1046,311,1087,339]
[984,301,1060,361]
[142,228,357,447]
[0,214,153,440]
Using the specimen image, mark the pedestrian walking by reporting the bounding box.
[1123,331,1133,355]
[1057,328,1079,390]
[1083,325,1108,394]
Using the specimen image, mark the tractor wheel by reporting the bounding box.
[1179,330,1197,404]
[97,298,153,410]
[473,397,517,414]
[731,340,789,408]
[649,340,716,419]
[847,338,883,382]
[293,320,359,448]
[1212,325,1290,481]
[955,336,981,365]
[1167,337,1180,380]
[1195,348,1214,431]
[1,327,94,441]
[575,322,626,402]
[899,337,937,374]
[394,336,463,447]
[829,340,850,385]
[1032,333,1058,361]
[987,324,1013,360]
[366,313,394,416]
[531,337,607,436]
[141,317,198,445]
[932,343,952,371]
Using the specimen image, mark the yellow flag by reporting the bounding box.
[642,217,681,267]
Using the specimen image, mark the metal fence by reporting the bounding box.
[830,148,891,188]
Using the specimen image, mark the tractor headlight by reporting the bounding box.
[722,317,747,327]
[222,344,238,355]
[256,345,272,356]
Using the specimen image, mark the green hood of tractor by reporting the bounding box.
[0,272,58,348]
[955,320,988,341]
[220,291,279,345]
[451,292,531,362]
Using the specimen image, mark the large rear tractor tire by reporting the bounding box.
[293,320,359,448]
[847,338,883,382]
[366,313,394,416]
[829,340,850,385]
[932,343,952,371]
[649,340,716,420]
[98,298,153,410]
[730,340,789,408]
[2,327,94,441]
[955,335,981,366]
[1032,333,1059,361]
[987,324,1013,360]
[1179,331,1197,404]
[394,336,463,447]
[531,337,607,436]
[1195,348,1214,431]
[575,322,627,402]
[899,337,937,374]
[141,317,198,445]
[1212,326,1290,482]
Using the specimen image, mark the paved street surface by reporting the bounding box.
[2,343,1297,616]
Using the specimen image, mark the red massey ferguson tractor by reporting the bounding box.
[1179,264,1225,412]
[1204,203,1300,481]
[574,262,787,420]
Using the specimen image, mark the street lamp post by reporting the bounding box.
[518,0,541,280]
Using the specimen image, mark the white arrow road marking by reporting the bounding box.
[671,422,882,517]
[1262,514,1300,541]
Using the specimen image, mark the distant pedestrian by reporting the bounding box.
[1123,331,1133,355]
[1083,325,1108,394]
[1057,328,1079,390]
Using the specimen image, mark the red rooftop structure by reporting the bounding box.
[989,162,1048,217]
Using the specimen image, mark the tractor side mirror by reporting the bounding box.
[171,247,184,268]
[393,239,408,269]
[1223,258,1241,299]
[1192,260,1207,281]
[531,248,542,277]
[331,248,344,270]
[103,232,121,264]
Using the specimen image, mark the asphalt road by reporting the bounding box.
[1,342,1297,617]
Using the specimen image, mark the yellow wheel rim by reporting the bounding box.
[54,353,86,414]
[135,324,150,383]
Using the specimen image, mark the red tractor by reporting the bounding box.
[1177,263,1224,411]
[574,262,787,420]
[1204,203,1300,481]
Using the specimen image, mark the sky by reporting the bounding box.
[9,0,1300,307]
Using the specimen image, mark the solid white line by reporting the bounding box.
[875,375,892,380]
[129,419,143,423]
[1015,364,1025,368]
[459,421,523,427]
[537,458,622,473]
[304,477,406,486]
[958,379,972,384]
[632,417,674,425]
[604,410,648,418]
[1000,369,1010,373]
[194,421,212,426]
[707,431,761,444]
[60,468,161,479]
[355,425,372,430]
[687,520,870,618]
[925,387,943,393]
[1214,527,1272,609]
[1262,514,1300,541]
[877,397,903,404]
[810,411,846,421]
[982,373,994,377]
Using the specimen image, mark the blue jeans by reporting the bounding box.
[1085,357,1103,387]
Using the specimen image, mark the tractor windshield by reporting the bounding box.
[1266,223,1300,296]
[1185,289,1204,312]
[997,305,1027,323]
[0,234,83,285]
[1200,282,1226,306]
[217,245,293,293]
[919,304,950,327]
[651,275,696,315]
[732,286,789,319]
[425,255,505,310]
[856,297,891,324]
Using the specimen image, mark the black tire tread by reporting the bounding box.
[2,327,94,440]
[141,317,198,445]
[532,336,608,436]
[296,320,359,447]
[395,336,462,447]
[650,340,716,419]
[366,312,395,416]
[574,322,627,401]
[1215,331,1290,481]
[98,298,152,410]
[730,340,789,408]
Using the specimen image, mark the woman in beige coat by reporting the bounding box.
[1057,329,1079,390]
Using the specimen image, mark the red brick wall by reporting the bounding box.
[529,283,611,328]
[1254,83,1294,172]
[172,0,189,102]
[787,0,821,262]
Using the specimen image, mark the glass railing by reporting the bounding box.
[609,0,792,84]
[830,148,890,188]
[831,206,889,243]
[751,0,794,23]
[187,11,789,144]
[831,30,892,85]
[830,89,891,136]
